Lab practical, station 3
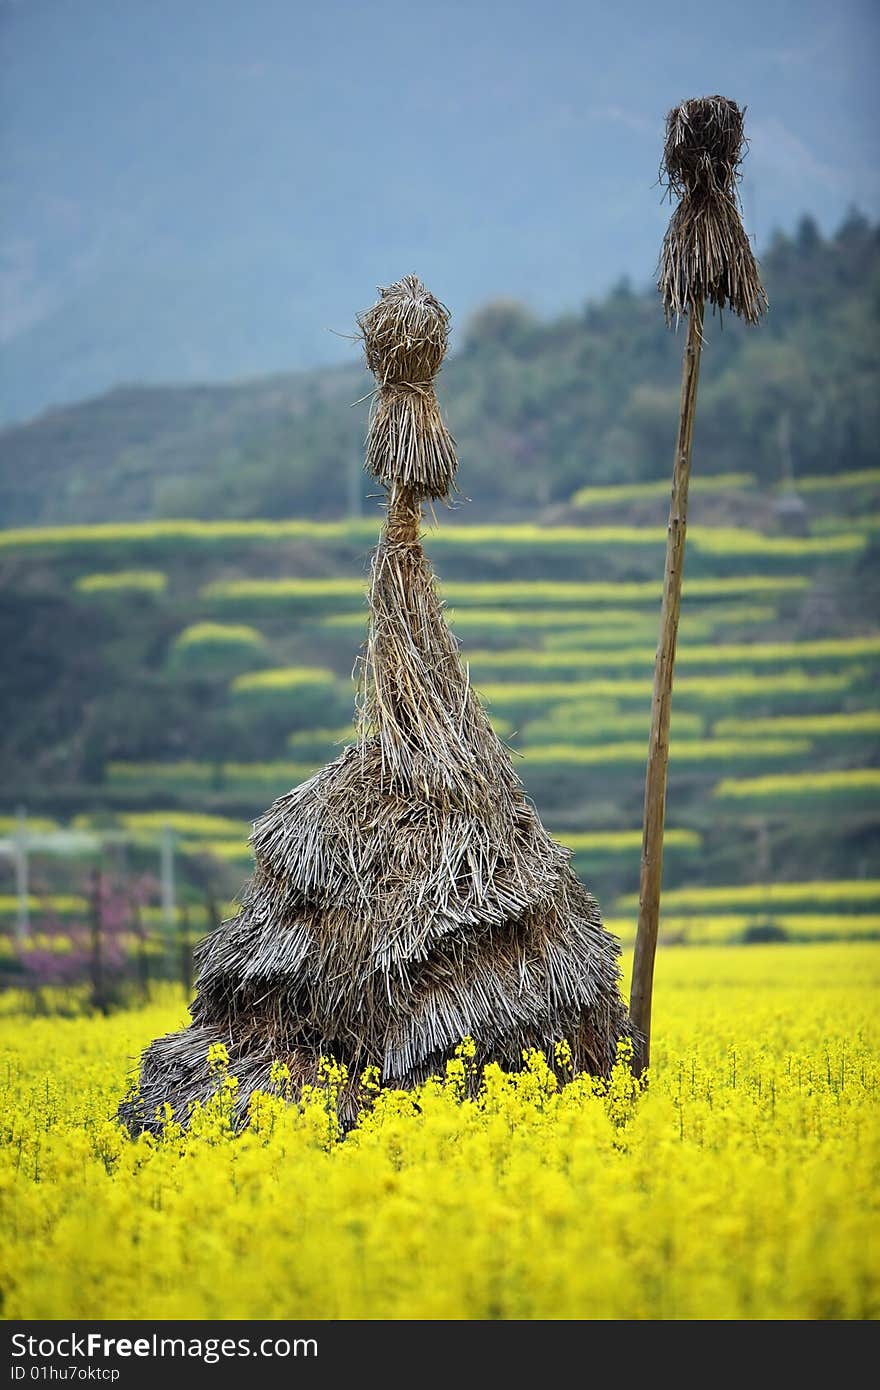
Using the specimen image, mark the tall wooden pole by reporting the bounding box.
[629,94,765,1076]
[631,301,703,1074]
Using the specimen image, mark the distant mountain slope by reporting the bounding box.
[5,0,877,428]
[1,216,877,526]
[0,368,363,527]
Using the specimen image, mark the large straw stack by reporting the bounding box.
[120,275,631,1132]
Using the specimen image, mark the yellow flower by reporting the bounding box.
[206,1042,230,1073]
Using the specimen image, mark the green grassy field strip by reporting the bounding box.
[717,914,880,941]
[204,577,369,604]
[286,717,515,750]
[323,619,699,649]
[75,570,167,593]
[3,892,875,944]
[178,840,254,861]
[520,709,704,741]
[72,811,253,838]
[688,530,862,558]
[361,522,859,558]
[795,469,880,492]
[1,519,381,548]
[445,607,661,629]
[203,575,810,607]
[103,733,810,794]
[175,825,704,865]
[519,738,811,767]
[0,816,59,834]
[323,606,677,635]
[846,513,880,533]
[231,666,337,694]
[674,603,779,626]
[814,513,880,534]
[173,622,265,651]
[6,894,877,935]
[0,895,89,916]
[605,913,880,944]
[287,724,358,749]
[102,740,813,791]
[227,667,858,707]
[455,621,681,649]
[1,518,864,559]
[478,670,853,708]
[0,932,78,955]
[420,524,674,547]
[562,828,700,852]
[0,934,197,961]
[0,899,235,924]
[570,473,756,508]
[4,913,876,951]
[541,605,778,648]
[0,518,648,549]
[617,879,880,912]
[322,606,777,642]
[713,710,880,739]
[106,760,317,786]
[713,768,880,801]
[244,641,877,694]
[468,635,880,672]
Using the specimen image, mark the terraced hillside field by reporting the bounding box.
[1,467,878,962]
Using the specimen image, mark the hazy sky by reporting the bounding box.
[1,0,877,420]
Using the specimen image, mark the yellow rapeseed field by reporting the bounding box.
[0,944,877,1320]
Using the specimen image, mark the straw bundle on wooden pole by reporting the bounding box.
[630,98,767,1075]
[120,275,631,1133]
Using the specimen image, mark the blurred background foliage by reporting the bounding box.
[1,214,878,976]
[1,215,877,526]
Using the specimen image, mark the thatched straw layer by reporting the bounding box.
[658,95,767,324]
[119,277,631,1136]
